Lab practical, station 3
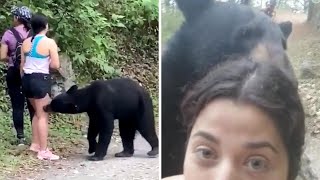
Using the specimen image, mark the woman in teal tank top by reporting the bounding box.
[21,14,60,161]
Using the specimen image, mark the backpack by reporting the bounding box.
[9,27,32,70]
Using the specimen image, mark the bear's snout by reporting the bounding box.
[43,104,52,112]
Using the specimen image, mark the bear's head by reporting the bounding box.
[44,85,85,114]
[162,0,297,89]
[176,0,292,41]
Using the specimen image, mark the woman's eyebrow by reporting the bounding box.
[244,141,278,153]
[192,131,220,144]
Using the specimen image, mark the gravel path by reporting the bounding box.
[17,133,159,180]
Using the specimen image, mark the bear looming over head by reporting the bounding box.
[176,0,292,42]
[162,0,297,93]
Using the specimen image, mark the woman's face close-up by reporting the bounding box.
[183,98,289,180]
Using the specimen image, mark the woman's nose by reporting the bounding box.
[210,160,240,180]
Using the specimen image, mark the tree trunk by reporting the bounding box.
[308,0,320,28]
[304,0,309,13]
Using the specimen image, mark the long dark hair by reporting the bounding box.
[181,59,305,180]
[30,14,48,42]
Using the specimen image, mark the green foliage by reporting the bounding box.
[1,0,118,79]
[0,0,158,80]
[98,0,158,62]
[161,5,184,45]
[0,64,10,112]
[98,0,159,114]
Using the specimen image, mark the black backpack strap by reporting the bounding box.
[10,27,23,43]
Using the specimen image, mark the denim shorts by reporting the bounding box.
[22,73,51,99]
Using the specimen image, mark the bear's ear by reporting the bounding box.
[278,21,292,40]
[176,0,212,21]
[67,85,78,94]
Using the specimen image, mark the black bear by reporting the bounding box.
[44,78,159,161]
[161,0,297,178]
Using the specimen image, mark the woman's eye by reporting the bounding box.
[194,146,217,160]
[246,156,269,172]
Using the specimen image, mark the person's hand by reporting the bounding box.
[57,67,63,74]
[50,67,62,73]
[0,56,9,62]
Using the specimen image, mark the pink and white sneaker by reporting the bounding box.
[37,149,60,160]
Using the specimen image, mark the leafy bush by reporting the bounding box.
[0,0,158,108]
[1,0,158,79]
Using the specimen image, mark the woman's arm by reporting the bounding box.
[0,43,9,62]
[49,39,60,70]
[1,31,11,62]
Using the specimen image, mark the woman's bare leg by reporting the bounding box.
[29,98,40,151]
[34,94,50,151]
[34,93,59,160]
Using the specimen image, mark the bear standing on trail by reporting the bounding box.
[161,0,297,178]
[44,78,159,161]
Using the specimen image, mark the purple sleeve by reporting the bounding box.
[1,30,13,45]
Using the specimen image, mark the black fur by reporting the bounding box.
[44,78,159,161]
[161,0,296,178]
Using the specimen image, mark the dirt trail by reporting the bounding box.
[8,123,159,180]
